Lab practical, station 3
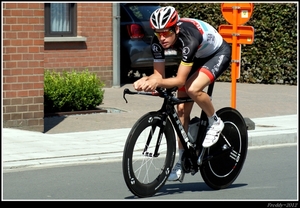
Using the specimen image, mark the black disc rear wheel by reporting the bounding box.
[200,107,248,190]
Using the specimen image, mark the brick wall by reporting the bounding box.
[3,2,113,132]
[44,3,113,87]
[3,3,44,132]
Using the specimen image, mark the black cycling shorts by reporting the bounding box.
[188,40,232,83]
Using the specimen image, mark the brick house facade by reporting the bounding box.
[2,2,113,132]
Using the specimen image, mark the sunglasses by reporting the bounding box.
[154,29,174,38]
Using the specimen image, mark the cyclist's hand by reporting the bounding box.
[133,77,158,92]
[133,77,148,91]
[141,79,158,92]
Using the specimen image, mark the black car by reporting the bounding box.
[120,3,181,83]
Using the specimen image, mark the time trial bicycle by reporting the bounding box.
[122,82,248,198]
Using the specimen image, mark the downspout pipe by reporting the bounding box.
[112,3,120,87]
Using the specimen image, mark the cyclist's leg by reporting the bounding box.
[186,72,223,148]
[185,71,214,117]
[185,41,231,147]
[177,86,194,149]
[168,86,194,182]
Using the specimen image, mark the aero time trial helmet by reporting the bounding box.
[150,6,179,30]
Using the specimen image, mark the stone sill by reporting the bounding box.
[44,36,87,42]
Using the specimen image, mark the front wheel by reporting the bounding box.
[200,107,248,190]
[122,111,176,198]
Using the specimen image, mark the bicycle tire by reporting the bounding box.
[122,111,176,198]
[200,107,248,190]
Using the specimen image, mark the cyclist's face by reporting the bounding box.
[154,27,178,48]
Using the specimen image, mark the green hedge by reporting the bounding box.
[160,3,297,85]
[44,69,105,113]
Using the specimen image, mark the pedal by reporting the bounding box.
[190,168,198,176]
[197,147,207,165]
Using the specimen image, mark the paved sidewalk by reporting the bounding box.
[2,82,298,171]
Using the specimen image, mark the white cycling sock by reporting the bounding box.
[208,112,218,127]
[178,149,184,164]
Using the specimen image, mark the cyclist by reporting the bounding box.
[133,6,232,182]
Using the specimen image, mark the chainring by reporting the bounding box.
[181,151,198,175]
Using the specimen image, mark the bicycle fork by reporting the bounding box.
[168,108,199,175]
[142,113,168,158]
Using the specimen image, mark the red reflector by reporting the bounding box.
[127,24,144,39]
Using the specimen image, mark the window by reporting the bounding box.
[122,4,159,21]
[45,3,77,37]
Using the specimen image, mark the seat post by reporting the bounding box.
[206,81,215,97]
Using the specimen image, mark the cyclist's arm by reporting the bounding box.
[150,61,166,79]
[134,61,192,91]
[134,61,165,91]
[135,61,165,83]
[148,61,192,89]
[155,62,192,89]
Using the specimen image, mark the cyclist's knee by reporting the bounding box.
[177,104,185,117]
[177,104,188,116]
[186,87,205,98]
[186,72,211,97]
[177,105,191,122]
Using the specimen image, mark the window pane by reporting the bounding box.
[125,4,159,21]
[50,3,70,32]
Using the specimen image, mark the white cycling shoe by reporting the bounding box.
[202,118,224,148]
[167,162,185,182]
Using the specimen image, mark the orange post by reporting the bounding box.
[231,6,238,108]
[220,3,254,108]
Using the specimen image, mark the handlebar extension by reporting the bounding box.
[123,87,178,103]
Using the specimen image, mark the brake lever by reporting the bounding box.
[123,88,130,103]
[123,88,140,103]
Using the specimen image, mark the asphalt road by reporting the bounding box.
[3,144,297,201]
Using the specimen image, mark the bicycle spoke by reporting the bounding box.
[220,133,231,147]
[220,121,241,148]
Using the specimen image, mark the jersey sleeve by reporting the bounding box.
[180,36,200,66]
[151,36,165,62]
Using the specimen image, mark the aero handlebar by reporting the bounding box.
[123,88,161,103]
